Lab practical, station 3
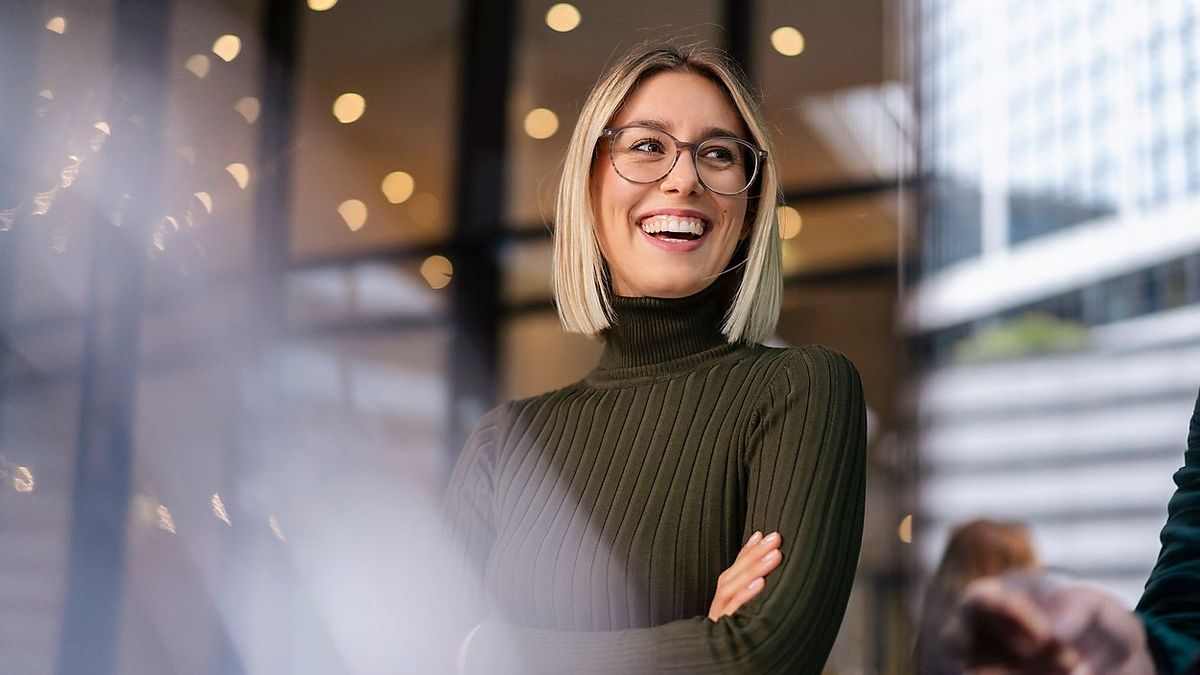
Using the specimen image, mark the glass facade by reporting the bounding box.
[0,1,913,674]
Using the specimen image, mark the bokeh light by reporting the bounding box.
[156,505,176,534]
[234,96,260,123]
[212,34,241,62]
[332,93,365,123]
[211,493,231,526]
[225,163,250,189]
[13,466,34,493]
[898,514,913,544]
[382,171,415,204]
[420,255,453,289]
[777,205,803,239]
[338,199,368,231]
[308,0,338,10]
[185,54,211,78]
[771,26,806,56]
[45,17,66,35]
[193,191,213,214]
[60,155,82,189]
[524,107,559,139]
[545,3,581,32]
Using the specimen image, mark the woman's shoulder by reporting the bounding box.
[737,344,863,408]
[743,343,861,379]
[477,379,590,428]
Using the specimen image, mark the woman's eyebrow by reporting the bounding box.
[627,118,744,141]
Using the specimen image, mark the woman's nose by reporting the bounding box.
[659,149,704,196]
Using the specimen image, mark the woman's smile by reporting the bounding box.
[636,208,711,252]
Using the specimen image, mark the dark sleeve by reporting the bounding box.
[426,404,505,673]
[1135,388,1200,675]
[463,346,867,674]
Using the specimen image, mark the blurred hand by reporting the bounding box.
[945,574,1154,675]
[708,531,783,622]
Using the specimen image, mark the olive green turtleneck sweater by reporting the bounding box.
[436,279,866,674]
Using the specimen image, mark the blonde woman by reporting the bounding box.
[435,43,866,674]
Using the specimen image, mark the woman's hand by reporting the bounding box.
[708,531,783,621]
[945,575,1154,675]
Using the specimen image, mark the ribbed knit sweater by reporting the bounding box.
[435,279,867,674]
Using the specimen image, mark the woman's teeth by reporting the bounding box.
[638,215,707,241]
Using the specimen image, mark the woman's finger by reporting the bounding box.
[724,532,782,586]
[715,577,766,618]
[709,532,785,620]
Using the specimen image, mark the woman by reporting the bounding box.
[914,519,1041,674]
[434,43,866,674]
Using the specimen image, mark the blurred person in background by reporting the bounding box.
[943,388,1200,674]
[423,43,867,674]
[914,518,1042,674]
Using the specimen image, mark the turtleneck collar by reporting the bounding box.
[586,277,748,385]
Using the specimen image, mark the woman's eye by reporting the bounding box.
[630,139,666,154]
[702,146,737,163]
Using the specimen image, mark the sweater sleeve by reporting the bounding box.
[426,404,506,673]
[1135,388,1200,674]
[463,346,867,674]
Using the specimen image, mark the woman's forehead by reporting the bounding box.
[611,71,746,136]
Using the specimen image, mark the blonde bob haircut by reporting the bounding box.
[552,43,783,344]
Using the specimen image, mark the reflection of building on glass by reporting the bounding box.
[911,0,1200,608]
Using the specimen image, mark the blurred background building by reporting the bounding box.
[911,0,1200,609]
[0,0,1196,674]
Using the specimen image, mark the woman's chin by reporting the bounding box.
[619,275,714,299]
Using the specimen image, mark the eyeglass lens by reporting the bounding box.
[608,126,758,195]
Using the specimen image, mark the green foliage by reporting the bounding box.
[953,312,1089,364]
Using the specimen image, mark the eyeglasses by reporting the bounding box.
[599,125,767,196]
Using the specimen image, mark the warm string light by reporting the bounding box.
[381,171,415,204]
[524,108,559,139]
[420,255,453,289]
[777,205,803,239]
[545,3,581,32]
[234,96,260,123]
[338,199,367,231]
[332,93,365,123]
[225,162,250,189]
[185,54,211,79]
[211,34,241,63]
[771,26,805,56]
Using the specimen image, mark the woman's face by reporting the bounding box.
[592,71,752,298]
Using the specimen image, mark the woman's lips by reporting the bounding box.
[637,223,707,252]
